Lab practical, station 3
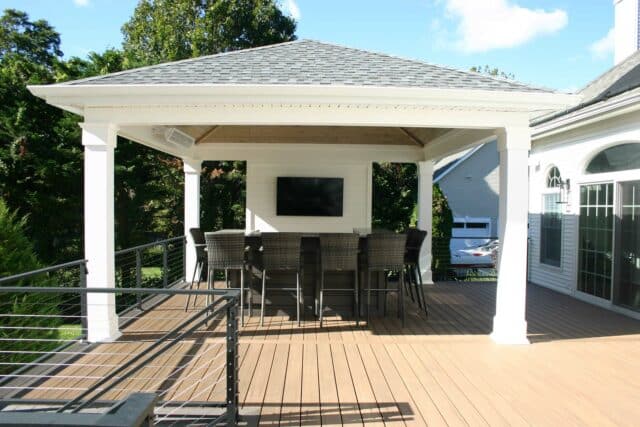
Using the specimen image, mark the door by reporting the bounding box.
[578,183,614,299]
[615,180,640,310]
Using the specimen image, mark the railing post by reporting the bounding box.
[135,249,142,310]
[226,297,239,426]
[162,242,169,288]
[79,262,88,341]
[182,236,187,282]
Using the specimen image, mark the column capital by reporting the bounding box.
[80,123,118,148]
[183,157,202,174]
[418,159,435,170]
[496,125,531,152]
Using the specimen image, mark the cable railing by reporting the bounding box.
[115,236,186,314]
[0,242,241,426]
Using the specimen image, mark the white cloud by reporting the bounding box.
[441,0,568,53]
[73,0,90,6]
[281,0,301,20]
[589,28,615,59]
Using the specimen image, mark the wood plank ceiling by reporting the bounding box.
[177,125,451,146]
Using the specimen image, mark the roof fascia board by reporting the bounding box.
[532,91,640,139]
[81,105,529,129]
[28,84,579,113]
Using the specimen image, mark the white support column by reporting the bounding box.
[417,160,434,284]
[81,123,120,342]
[491,126,531,345]
[183,158,202,279]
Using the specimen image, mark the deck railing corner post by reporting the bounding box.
[162,242,169,288]
[226,296,239,426]
[79,261,88,341]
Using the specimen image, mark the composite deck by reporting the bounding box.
[22,282,640,426]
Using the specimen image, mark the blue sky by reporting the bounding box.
[1,0,617,92]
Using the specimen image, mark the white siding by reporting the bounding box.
[530,110,640,308]
[438,140,500,233]
[246,157,371,233]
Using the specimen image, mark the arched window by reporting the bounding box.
[586,143,640,174]
[546,166,562,188]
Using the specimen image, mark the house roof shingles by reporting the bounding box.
[64,39,551,93]
[534,50,640,125]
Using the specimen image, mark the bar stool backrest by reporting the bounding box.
[261,232,302,271]
[405,228,427,264]
[190,228,207,261]
[367,232,407,271]
[319,233,359,271]
[204,232,246,269]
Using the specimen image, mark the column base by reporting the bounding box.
[420,270,434,285]
[87,319,122,343]
[490,316,529,345]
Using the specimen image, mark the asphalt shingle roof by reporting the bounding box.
[65,40,550,93]
[533,50,640,125]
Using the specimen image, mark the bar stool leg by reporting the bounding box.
[354,269,359,327]
[260,269,266,327]
[296,271,301,327]
[383,274,388,316]
[319,269,324,327]
[416,262,428,316]
[185,260,199,311]
[240,268,245,327]
[400,269,405,327]
[367,271,371,324]
[246,265,253,318]
[406,265,417,304]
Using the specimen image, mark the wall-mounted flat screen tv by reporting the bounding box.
[277,177,344,216]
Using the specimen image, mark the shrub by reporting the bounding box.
[0,199,62,374]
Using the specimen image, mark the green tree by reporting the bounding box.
[0,198,63,374]
[372,162,417,232]
[200,161,246,231]
[122,0,297,66]
[0,9,83,262]
[470,65,515,80]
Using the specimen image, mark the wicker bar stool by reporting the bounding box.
[366,232,408,326]
[405,228,428,316]
[185,228,207,311]
[204,232,251,326]
[318,233,360,327]
[259,233,303,327]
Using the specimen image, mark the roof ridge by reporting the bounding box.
[305,39,553,92]
[63,39,302,86]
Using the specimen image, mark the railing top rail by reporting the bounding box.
[115,236,186,255]
[0,286,240,298]
[0,260,87,285]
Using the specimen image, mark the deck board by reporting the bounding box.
[13,281,640,426]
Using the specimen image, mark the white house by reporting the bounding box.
[528,0,640,319]
[434,140,499,237]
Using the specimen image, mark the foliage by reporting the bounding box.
[122,0,297,66]
[470,65,515,80]
[200,161,246,231]
[0,198,63,374]
[114,138,184,248]
[0,9,83,262]
[431,183,453,279]
[372,162,417,232]
[372,165,454,277]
